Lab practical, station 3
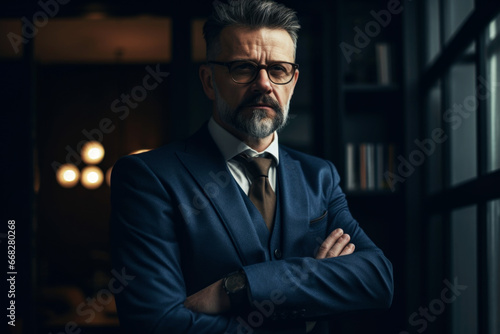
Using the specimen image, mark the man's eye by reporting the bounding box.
[232,62,256,72]
[269,64,291,77]
[269,64,287,72]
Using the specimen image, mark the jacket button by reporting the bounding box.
[274,249,282,259]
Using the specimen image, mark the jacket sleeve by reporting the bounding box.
[243,161,394,320]
[110,155,239,334]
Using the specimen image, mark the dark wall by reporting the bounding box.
[36,64,170,289]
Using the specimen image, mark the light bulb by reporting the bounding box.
[81,166,104,189]
[81,141,105,164]
[56,164,80,188]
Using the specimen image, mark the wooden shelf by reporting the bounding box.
[343,83,400,93]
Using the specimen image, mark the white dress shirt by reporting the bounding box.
[207,117,279,194]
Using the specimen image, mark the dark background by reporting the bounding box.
[2,0,499,333]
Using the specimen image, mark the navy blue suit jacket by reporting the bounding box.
[110,124,393,333]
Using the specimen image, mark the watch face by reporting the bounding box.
[226,273,246,293]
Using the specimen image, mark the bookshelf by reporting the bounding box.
[327,1,406,332]
[334,0,404,196]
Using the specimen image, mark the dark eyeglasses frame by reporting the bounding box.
[208,60,299,85]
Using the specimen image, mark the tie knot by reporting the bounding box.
[236,154,273,179]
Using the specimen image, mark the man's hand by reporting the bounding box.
[185,228,354,314]
[315,228,355,259]
[184,279,230,314]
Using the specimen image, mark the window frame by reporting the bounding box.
[419,1,500,333]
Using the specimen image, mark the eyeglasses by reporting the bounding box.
[208,60,299,85]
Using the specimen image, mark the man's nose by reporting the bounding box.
[251,69,273,94]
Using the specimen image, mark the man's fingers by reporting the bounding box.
[339,243,355,256]
[325,233,350,258]
[315,228,344,259]
[315,229,355,259]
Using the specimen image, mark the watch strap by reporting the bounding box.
[223,270,249,311]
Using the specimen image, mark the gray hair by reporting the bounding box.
[203,0,300,61]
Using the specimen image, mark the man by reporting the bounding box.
[110,0,393,333]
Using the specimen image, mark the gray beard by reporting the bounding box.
[213,84,289,139]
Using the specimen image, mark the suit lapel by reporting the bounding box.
[175,125,267,266]
[277,148,310,258]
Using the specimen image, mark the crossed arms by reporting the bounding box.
[184,228,356,314]
[110,153,394,333]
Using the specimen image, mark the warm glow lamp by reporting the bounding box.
[56,164,80,188]
[129,148,152,155]
[81,141,105,165]
[81,166,104,189]
[106,166,113,187]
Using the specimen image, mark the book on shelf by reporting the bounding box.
[345,142,396,192]
[346,143,356,190]
[375,42,392,85]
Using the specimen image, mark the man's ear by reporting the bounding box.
[199,64,216,100]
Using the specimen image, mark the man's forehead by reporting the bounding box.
[218,26,295,60]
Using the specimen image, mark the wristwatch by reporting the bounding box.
[222,270,248,310]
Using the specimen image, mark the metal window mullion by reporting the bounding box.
[477,201,488,334]
[420,0,433,317]
[437,3,452,331]
[439,3,453,332]
[441,71,453,334]
[475,6,490,330]
[476,0,489,178]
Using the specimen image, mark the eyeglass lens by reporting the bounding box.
[229,61,295,84]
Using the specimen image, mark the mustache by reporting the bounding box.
[237,95,282,113]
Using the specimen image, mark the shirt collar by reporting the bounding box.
[208,117,280,165]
